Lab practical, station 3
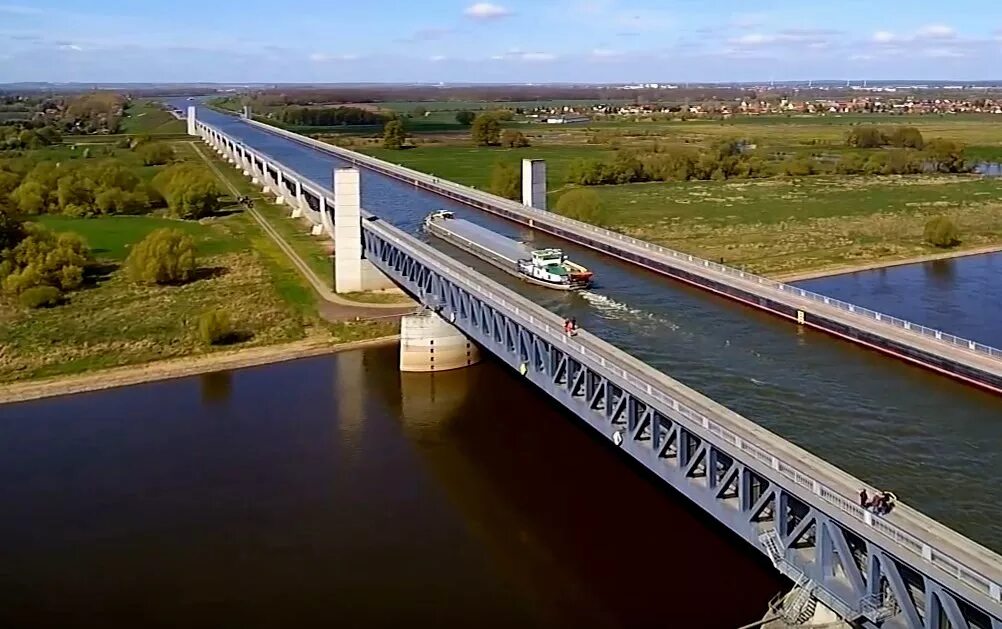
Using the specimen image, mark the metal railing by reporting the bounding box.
[209,120,1002,608]
[246,119,1002,364]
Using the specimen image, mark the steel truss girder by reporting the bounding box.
[197,123,1001,629]
[360,225,1001,629]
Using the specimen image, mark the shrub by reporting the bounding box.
[455,111,475,126]
[198,308,235,345]
[0,209,24,251]
[500,129,530,148]
[924,216,960,248]
[125,228,197,285]
[137,142,175,166]
[18,285,61,308]
[554,188,608,226]
[382,119,407,150]
[471,114,501,146]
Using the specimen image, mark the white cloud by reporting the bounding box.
[58,43,83,51]
[591,48,620,58]
[872,30,896,43]
[924,47,965,58]
[917,24,956,39]
[490,49,556,62]
[732,33,774,45]
[429,55,447,62]
[463,2,511,20]
[309,52,359,62]
[0,4,44,15]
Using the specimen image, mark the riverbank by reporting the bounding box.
[771,243,1002,282]
[0,335,399,405]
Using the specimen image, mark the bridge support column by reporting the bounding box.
[400,310,480,372]
[186,106,197,136]
[290,179,304,218]
[242,105,252,119]
[521,158,546,210]
[334,167,394,293]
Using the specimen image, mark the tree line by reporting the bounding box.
[277,106,386,127]
[1,143,221,219]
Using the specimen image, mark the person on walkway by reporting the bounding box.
[564,319,573,335]
[859,489,869,508]
[569,317,579,337]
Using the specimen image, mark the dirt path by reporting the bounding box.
[0,336,399,406]
[190,142,417,320]
[771,244,1002,282]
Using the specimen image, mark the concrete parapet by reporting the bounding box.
[186,105,197,136]
[400,310,480,372]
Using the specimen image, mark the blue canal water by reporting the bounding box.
[797,252,1002,349]
[181,103,1002,551]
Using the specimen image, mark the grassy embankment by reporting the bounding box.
[198,142,411,303]
[0,138,395,384]
[351,114,1002,276]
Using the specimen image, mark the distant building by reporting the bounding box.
[545,115,590,124]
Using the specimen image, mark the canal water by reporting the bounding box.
[0,347,783,628]
[797,252,1002,349]
[187,104,1002,552]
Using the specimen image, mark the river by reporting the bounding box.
[185,103,1002,551]
[0,347,783,628]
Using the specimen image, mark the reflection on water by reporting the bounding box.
[200,370,233,405]
[0,348,783,628]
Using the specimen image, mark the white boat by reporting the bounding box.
[424,211,593,290]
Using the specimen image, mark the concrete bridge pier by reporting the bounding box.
[333,167,394,293]
[400,310,481,372]
[186,105,197,136]
[290,179,304,218]
[521,158,547,210]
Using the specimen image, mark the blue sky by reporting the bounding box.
[1,0,1001,83]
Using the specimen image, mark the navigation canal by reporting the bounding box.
[186,104,1002,552]
[0,347,783,628]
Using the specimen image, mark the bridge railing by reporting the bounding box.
[250,121,1002,363]
[362,209,1002,608]
[213,119,1002,605]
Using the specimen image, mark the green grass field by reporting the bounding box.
[570,175,1002,275]
[361,144,611,191]
[120,101,187,135]
[33,215,236,260]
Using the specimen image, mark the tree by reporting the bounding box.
[455,110,476,126]
[924,139,967,173]
[887,126,925,149]
[137,142,175,166]
[153,164,222,219]
[846,126,887,148]
[554,188,608,226]
[924,216,960,248]
[471,114,501,146]
[500,129,530,148]
[0,224,89,295]
[489,162,521,200]
[780,157,818,177]
[10,181,48,215]
[411,105,428,117]
[383,119,407,150]
[125,228,197,285]
[198,308,236,345]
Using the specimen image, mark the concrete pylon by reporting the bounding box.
[187,105,197,136]
[333,167,393,293]
[242,105,252,119]
[400,310,481,372]
[521,159,547,210]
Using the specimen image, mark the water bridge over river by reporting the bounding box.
[188,104,1001,629]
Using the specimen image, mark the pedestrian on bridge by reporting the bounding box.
[859,488,869,508]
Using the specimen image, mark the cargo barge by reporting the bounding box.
[423,211,592,290]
